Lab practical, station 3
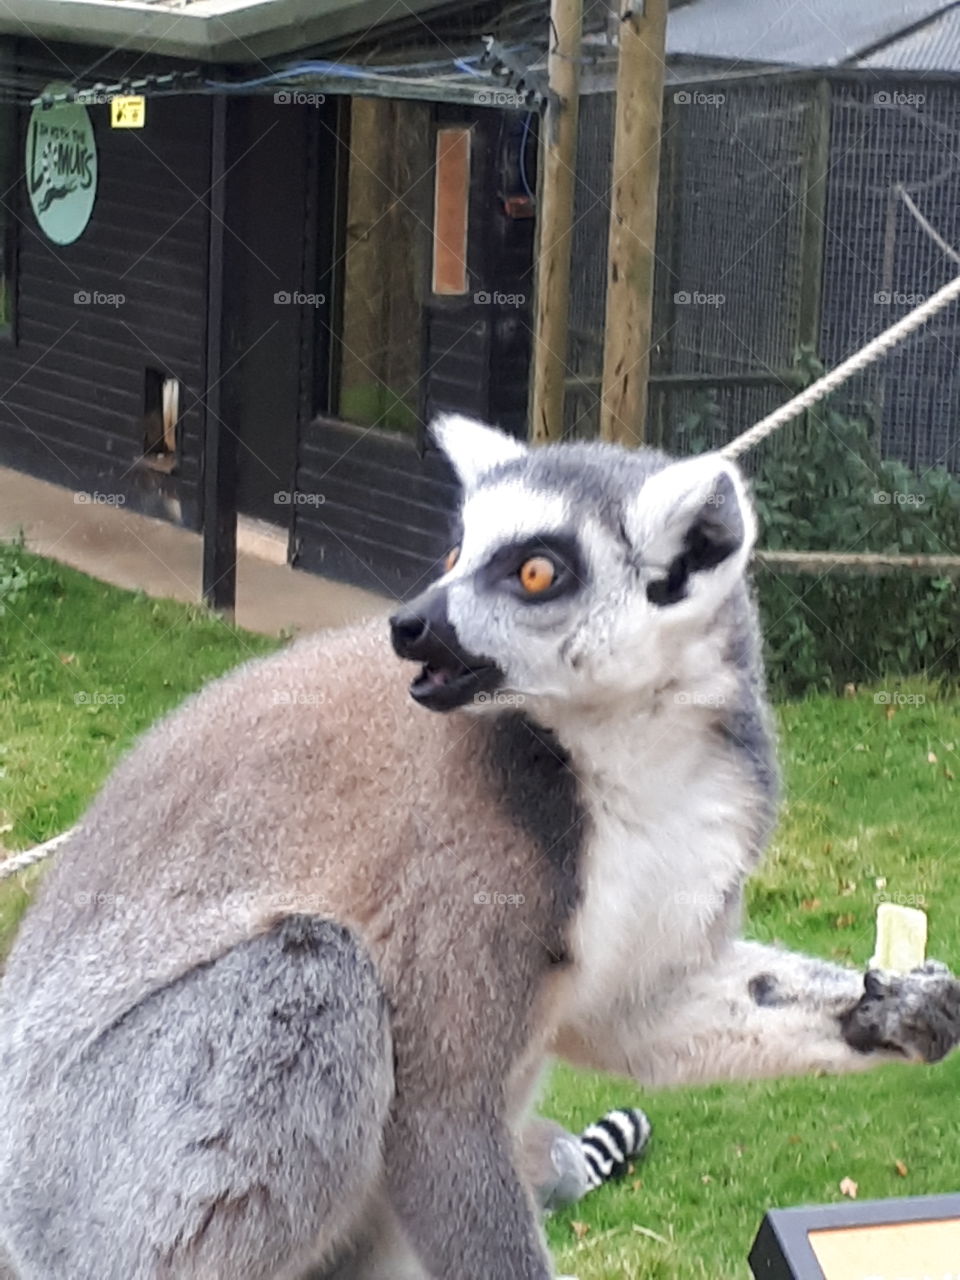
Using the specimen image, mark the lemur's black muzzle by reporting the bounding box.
[390,589,502,713]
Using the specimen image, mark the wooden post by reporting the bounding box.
[599,0,668,445]
[530,0,584,443]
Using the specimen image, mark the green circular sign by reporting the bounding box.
[26,84,97,245]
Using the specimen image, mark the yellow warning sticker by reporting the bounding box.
[111,96,145,129]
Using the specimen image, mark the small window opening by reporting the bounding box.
[143,368,180,472]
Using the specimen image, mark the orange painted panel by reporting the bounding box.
[432,127,471,295]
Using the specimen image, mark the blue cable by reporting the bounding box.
[203,46,535,93]
[204,55,484,93]
[519,110,535,201]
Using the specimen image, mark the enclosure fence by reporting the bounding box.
[565,73,960,480]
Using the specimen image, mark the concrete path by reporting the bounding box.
[0,467,389,636]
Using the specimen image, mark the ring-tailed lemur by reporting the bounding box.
[2,416,959,1280]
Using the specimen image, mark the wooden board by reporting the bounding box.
[809,1218,960,1278]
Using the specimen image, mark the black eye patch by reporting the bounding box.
[477,532,587,603]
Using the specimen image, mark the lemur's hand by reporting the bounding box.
[840,961,960,1063]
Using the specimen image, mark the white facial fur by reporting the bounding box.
[431,413,527,489]
[431,416,755,710]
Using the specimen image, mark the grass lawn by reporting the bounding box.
[0,544,277,950]
[2,542,959,1278]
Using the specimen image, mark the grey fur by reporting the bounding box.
[518,1118,595,1212]
[0,621,578,1279]
[4,419,960,1280]
[2,915,392,1280]
[841,961,960,1062]
[743,948,960,1064]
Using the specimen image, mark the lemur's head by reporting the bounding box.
[390,415,756,713]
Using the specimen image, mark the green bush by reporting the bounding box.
[756,568,956,698]
[673,354,960,697]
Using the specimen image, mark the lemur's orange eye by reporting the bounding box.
[519,556,556,594]
[444,546,460,573]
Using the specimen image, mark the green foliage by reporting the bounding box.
[338,380,419,433]
[674,353,960,697]
[757,569,957,698]
[0,537,59,615]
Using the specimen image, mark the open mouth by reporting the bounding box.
[410,661,500,712]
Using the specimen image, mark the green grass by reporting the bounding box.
[0,543,277,949]
[2,543,960,1278]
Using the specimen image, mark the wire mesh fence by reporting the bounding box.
[566,72,960,479]
[821,78,960,474]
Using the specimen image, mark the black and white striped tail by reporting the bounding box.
[579,1107,651,1190]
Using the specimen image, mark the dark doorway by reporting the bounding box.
[420,104,537,439]
[225,95,337,525]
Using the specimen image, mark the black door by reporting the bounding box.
[421,104,537,440]
[225,95,337,525]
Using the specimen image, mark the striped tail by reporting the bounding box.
[579,1107,651,1191]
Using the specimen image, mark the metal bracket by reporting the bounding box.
[478,36,547,107]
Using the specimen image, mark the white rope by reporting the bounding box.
[898,186,960,268]
[721,271,960,460]
[0,829,73,881]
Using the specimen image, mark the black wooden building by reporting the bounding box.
[0,1,541,599]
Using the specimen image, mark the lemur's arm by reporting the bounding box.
[552,940,960,1087]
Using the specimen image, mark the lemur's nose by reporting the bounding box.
[389,609,428,653]
[390,589,459,663]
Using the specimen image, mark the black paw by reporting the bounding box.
[840,961,960,1063]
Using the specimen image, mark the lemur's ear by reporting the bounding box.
[430,414,527,490]
[626,454,755,607]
